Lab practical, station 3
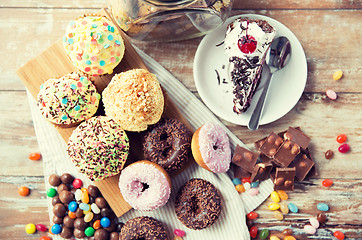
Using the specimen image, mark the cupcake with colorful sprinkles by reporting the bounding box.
[67,116,130,181]
[37,72,100,127]
[63,15,125,76]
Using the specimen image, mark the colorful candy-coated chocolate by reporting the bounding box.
[246,211,258,220]
[25,223,36,234]
[282,228,293,236]
[317,203,329,211]
[273,210,284,220]
[309,217,320,229]
[277,190,288,200]
[270,191,280,202]
[249,226,258,238]
[326,89,337,100]
[68,211,76,219]
[287,203,298,213]
[100,217,111,228]
[258,229,269,239]
[73,178,83,189]
[325,150,334,159]
[68,201,78,212]
[333,230,345,240]
[284,236,296,240]
[93,220,101,230]
[322,179,333,187]
[28,152,42,161]
[35,224,47,232]
[51,224,62,234]
[232,178,242,185]
[333,70,343,80]
[84,227,95,237]
[242,177,251,184]
[18,186,30,196]
[46,188,57,198]
[268,202,280,211]
[270,236,280,240]
[303,224,316,234]
[336,134,347,143]
[250,181,259,188]
[235,184,245,193]
[174,229,186,237]
[280,203,289,214]
[338,143,350,153]
[248,188,259,196]
[84,212,94,222]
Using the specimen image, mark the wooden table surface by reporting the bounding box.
[1,0,361,239]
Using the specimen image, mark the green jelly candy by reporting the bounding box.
[85,227,95,237]
[46,188,57,198]
[259,229,270,240]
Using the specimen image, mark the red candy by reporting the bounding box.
[246,211,258,220]
[336,134,347,143]
[28,152,41,161]
[322,179,333,187]
[174,229,185,237]
[40,237,51,240]
[35,224,48,232]
[72,178,83,189]
[333,230,345,240]
[250,226,258,238]
[338,143,350,153]
[242,177,251,184]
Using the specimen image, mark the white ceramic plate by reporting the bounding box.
[193,14,307,126]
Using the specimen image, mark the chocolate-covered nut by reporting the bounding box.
[94,229,109,240]
[49,174,61,187]
[63,215,75,228]
[74,229,86,238]
[110,232,119,240]
[60,226,73,239]
[92,213,102,222]
[75,208,84,218]
[53,203,67,218]
[116,222,124,232]
[70,187,77,194]
[61,173,74,184]
[104,221,116,232]
[100,208,114,218]
[74,217,88,230]
[88,185,100,198]
[89,196,95,205]
[53,215,63,224]
[95,197,108,209]
[52,195,61,206]
[57,183,69,193]
[59,190,74,204]
[317,213,327,224]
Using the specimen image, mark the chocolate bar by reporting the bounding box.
[250,163,273,182]
[274,167,296,191]
[254,137,266,151]
[289,153,315,181]
[260,132,284,158]
[284,127,311,150]
[232,164,251,178]
[232,145,258,173]
[273,140,300,167]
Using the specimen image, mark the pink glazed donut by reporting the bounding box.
[191,122,231,173]
[119,160,171,211]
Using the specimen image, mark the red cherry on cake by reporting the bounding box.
[238,35,257,54]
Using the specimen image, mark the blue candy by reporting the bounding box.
[287,203,299,213]
[317,203,329,211]
[68,201,78,212]
[51,224,62,234]
[232,178,242,186]
[100,217,111,228]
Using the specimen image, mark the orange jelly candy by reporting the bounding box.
[28,152,41,161]
[18,186,30,196]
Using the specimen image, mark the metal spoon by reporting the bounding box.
[247,36,291,130]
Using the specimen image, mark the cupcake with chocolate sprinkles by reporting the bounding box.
[67,116,129,181]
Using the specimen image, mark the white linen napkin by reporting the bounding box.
[27,47,273,240]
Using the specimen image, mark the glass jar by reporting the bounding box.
[108,0,234,42]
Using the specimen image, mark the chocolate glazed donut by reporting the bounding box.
[120,216,168,240]
[175,178,222,230]
[143,118,192,172]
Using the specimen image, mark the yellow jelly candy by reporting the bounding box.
[84,212,94,223]
[280,203,289,214]
[235,184,245,193]
[284,236,296,240]
[268,202,280,210]
[333,70,343,80]
[25,223,36,234]
[81,191,89,204]
[277,190,288,200]
[273,210,284,220]
[270,191,280,203]
[270,236,281,240]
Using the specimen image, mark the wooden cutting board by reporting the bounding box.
[16,9,192,217]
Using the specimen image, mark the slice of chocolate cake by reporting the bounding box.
[224,18,276,114]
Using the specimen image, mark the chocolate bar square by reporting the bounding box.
[260,132,284,158]
[254,137,266,151]
[250,163,273,182]
[289,153,315,181]
[274,167,296,191]
[284,127,311,150]
[232,163,251,179]
[232,145,258,173]
[273,140,300,167]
